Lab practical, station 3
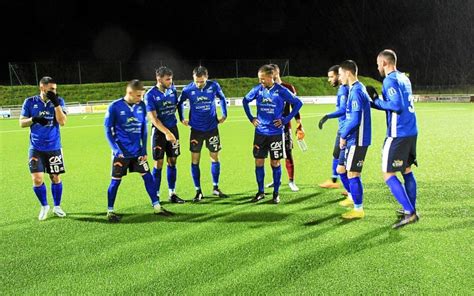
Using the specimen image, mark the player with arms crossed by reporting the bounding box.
[144,67,185,204]
[20,76,67,220]
[338,60,372,219]
[366,49,419,229]
[318,65,353,205]
[178,66,228,202]
[104,80,168,223]
[243,65,303,204]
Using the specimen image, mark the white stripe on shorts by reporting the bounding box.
[382,137,394,173]
[345,145,356,171]
[282,132,287,159]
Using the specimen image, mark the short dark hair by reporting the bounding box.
[378,49,397,65]
[127,79,144,91]
[39,76,55,85]
[258,64,274,76]
[339,60,358,75]
[156,66,173,77]
[193,66,208,77]
[328,65,339,74]
[269,63,280,72]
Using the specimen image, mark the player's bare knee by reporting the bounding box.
[383,172,395,181]
[404,166,412,174]
[31,174,44,186]
[154,159,164,169]
[255,159,265,167]
[270,160,280,167]
[336,165,346,175]
[49,174,61,184]
[210,152,219,162]
[348,171,360,178]
[167,158,177,166]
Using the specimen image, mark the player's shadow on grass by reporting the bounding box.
[222,212,289,223]
[67,211,186,224]
[303,213,341,226]
[301,197,346,211]
[284,192,322,204]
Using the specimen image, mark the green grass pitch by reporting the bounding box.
[0,103,473,294]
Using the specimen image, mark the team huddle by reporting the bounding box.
[20,49,419,229]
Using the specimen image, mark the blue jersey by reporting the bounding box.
[144,85,178,128]
[243,83,303,136]
[178,80,227,132]
[104,98,148,158]
[327,84,349,127]
[374,71,418,137]
[340,81,372,146]
[21,95,67,151]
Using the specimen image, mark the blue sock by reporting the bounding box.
[331,158,339,180]
[142,172,160,206]
[51,182,63,206]
[33,183,48,206]
[152,167,162,196]
[211,162,220,187]
[348,177,363,208]
[339,172,351,194]
[386,175,414,213]
[107,179,121,210]
[191,163,201,190]
[255,166,265,193]
[167,165,177,191]
[272,165,282,194]
[403,172,417,209]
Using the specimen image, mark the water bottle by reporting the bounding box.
[297,139,308,152]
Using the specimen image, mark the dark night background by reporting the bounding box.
[1,0,473,86]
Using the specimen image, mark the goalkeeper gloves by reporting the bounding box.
[295,123,305,140]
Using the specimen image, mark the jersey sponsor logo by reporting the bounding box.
[392,160,404,168]
[197,96,210,102]
[137,107,143,113]
[33,104,39,108]
[49,155,63,165]
[120,111,126,115]
[262,97,273,104]
[270,141,282,150]
[127,117,138,123]
[388,87,397,97]
[191,91,196,95]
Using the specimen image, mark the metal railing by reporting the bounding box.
[7,59,290,86]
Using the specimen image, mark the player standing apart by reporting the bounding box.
[20,76,67,220]
[243,65,303,204]
[144,67,185,204]
[337,61,372,219]
[178,66,228,202]
[366,49,419,229]
[104,80,167,223]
